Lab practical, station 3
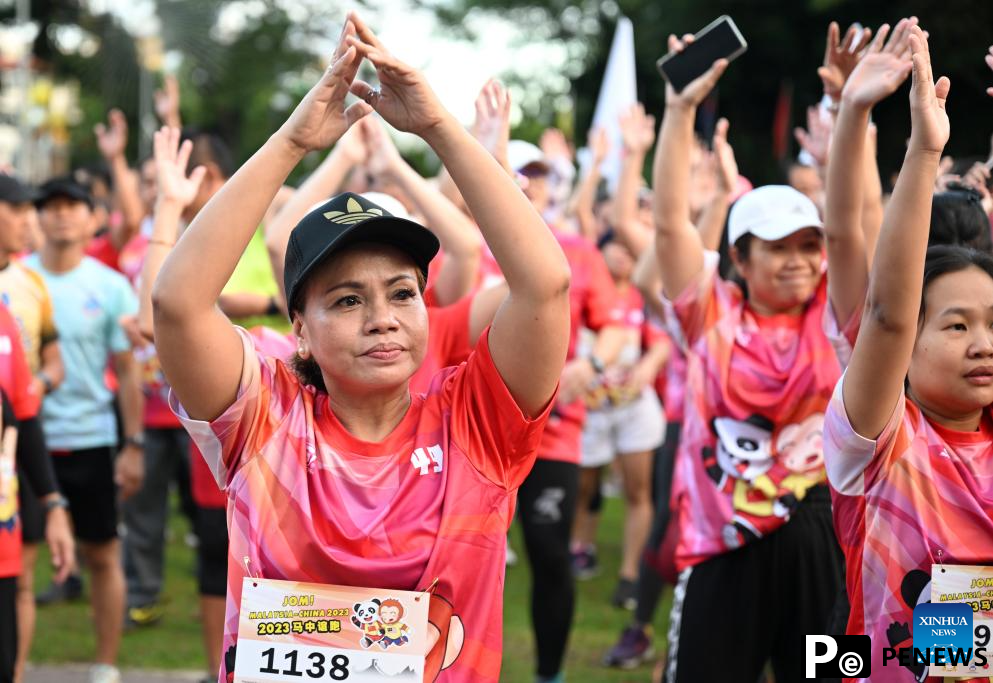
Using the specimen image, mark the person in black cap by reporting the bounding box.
[24,174,143,683]
[152,13,569,683]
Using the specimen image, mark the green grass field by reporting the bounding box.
[29,495,672,682]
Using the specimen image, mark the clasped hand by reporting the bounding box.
[278,12,449,156]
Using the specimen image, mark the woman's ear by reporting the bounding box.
[729,245,749,278]
[292,316,310,360]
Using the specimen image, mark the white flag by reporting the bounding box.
[581,16,637,191]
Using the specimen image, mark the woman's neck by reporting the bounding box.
[909,387,984,432]
[325,382,412,443]
[746,297,805,317]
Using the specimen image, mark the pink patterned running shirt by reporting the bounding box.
[171,326,551,682]
[668,251,855,569]
[825,379,993,682]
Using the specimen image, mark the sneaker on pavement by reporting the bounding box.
[570,546,599,580]
[89,663,121,683]
[126,600,165,628]
[35,574,83,605]
[602,625,655,669]
[612,577,638,610]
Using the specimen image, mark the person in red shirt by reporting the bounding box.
[0,300,74,683]
[83,110,147,273]
[151,15,570,683]
[571,232,668,610]
[503,141,629,683]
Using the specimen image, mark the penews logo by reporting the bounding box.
[805,635,871,678]
[882,602,989,670]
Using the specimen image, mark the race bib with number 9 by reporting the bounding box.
[930,565,993,680]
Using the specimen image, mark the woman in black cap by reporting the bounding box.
[152,13,570,683]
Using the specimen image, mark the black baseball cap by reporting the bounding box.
[0,175,36,204]
[283,192,440,314]
[34,176,94,209]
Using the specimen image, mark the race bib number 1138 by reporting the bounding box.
[234,578,430,682]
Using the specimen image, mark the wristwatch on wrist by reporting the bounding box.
[44,495,69,513]
[37,372,54,395]
[589,355,606,376]
[124,433,145,449]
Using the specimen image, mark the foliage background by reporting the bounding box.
[5,0,993,184]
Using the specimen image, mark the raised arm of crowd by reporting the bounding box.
[2,10,993,683]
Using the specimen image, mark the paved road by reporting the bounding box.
[24,665,207,682]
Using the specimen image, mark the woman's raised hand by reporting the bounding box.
[841,18,917,110]
[619,103,656,154]
[278,18,372,155]
[908,26,950,156]
[472,79,512,166]
[153,127,205,209]
[818,21,874,100]
[664,33,728,110]
[346,13,450,138]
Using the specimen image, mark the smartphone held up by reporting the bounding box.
[657,16,747,92]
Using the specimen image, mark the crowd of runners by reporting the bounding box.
[0,11,992,683]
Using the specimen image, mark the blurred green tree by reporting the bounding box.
[440,0,993,184]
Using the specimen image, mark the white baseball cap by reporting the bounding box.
[507,140,550,174]
[727,185,823,247]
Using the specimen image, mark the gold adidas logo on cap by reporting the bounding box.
[324,197,384,225]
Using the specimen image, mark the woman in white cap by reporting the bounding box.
[644,24,915,681]
[152,14,570,683]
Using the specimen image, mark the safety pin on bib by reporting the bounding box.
[244,556,262,586]
[415,577,440,602]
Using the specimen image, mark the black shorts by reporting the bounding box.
[0,576,16,683]
[53,447,118,543]
[663,485,843,683]
[645,421,682,554]
[17,416,52,544]
[195,506,228,597]
[17,471,44,544]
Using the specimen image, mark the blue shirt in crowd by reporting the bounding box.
[23,254,137,451]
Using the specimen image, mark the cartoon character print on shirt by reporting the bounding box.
[705,413,828,550]
[376,598,411,650]
[424,592,465,682]
[351,598,385,649]
[770,413,825,516]
[134,345,170,405]
[0,422,16,533]
[885,569,932,683]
